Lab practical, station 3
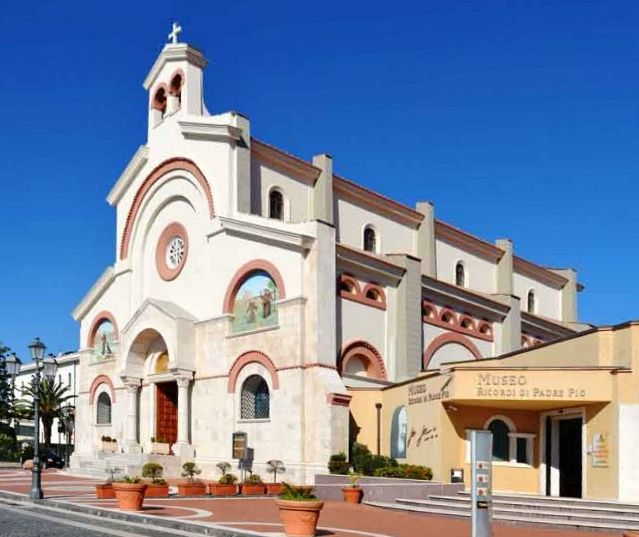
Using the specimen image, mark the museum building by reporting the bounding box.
[69,32,592,484]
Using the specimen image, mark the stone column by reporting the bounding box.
[172,376,195,458]
[122,378,142,454]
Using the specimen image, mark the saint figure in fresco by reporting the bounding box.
[246,300,258,324]
[261,288,273,318]
[101,333,112,356]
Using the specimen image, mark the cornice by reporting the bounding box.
[214,216,315,251]
[421,274,510,323]
[251,138,321,185]
[106,146,149,206]
[520,310,577,339]
[333,175,424,228]
[72,267,115,321]
[435,221,504,263]
[143,44,207,90]
[178,119,243,143]
[513,256,568,289]
[336,244,405,285]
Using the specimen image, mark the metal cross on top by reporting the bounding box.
[168,22,182,45]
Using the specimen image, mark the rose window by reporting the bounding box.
[165,236,185,269]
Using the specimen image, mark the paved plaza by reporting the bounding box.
[0,469,624,537]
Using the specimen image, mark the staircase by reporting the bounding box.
[68,452,182,480]
[366,491,639,532]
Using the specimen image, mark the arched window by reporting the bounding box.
[269,189,284,220]
[527,290,536,314]
[487,418,511,462]
[363,226,376,253]
[96,392,112,425]
[241,375,270,419]
[455,262,465,287]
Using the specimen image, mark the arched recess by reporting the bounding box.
[87,311,119,348]
[228,351,279,393]
[89,375,116,405]
[120,158,214,260]
[338,340,387,380]
[126,328,171,379]
[423,332,482,370]
[222,259,286,313]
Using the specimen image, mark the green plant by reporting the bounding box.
[0,434,19,462]
[20,444,34,463]
[279,482,318,501]
[216,461,231,476]
[142,462,165,484]
[101,435,110,442]
[181,461,202,484]
[328,452,350,475]
[351,443,397,476]
[150,437,156,443]
[373,464,433,481]
[111,437,117,443]
[115,475,142,484]
[266,459,286,483]
[218,473,238,485]
[347,472,361,488]
[244,473,263,485]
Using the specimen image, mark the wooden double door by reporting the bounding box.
[156,381,178,448]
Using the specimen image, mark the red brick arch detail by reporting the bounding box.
[227,351,280,393]
[423,333,482,370]
[362,283,387,309]
[168,69,185,95]
[89,375,116,405]
[222,260,286,314]
[338,340,387,381]
[119,158,215,260]
[87,311,119,348]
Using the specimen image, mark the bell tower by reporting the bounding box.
[143,23,208,138]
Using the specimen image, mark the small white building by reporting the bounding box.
[69,29,589,482]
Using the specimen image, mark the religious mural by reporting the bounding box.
[390,405,408,459]
[93,320,116,360]
[232,271,279,333]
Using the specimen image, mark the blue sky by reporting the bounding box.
[1,0,638,359]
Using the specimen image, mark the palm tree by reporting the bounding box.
[266,459,286,483]
[18,376,75,448]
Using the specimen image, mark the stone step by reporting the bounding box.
[365,501,639,532]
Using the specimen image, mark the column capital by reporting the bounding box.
[119,375,141,391]
[175,377,191,389]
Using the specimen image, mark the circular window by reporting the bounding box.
[156,222,189,281]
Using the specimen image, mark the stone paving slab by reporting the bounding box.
[0,469,624,537]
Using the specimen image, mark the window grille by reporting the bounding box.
[241,375,270,419]
[96,392,112,424]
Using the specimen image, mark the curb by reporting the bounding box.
[0,490,267,537]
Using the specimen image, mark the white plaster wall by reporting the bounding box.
[423,324,493,369]
[339,298,387,361]
[618,404,639,501]
[335,198,416,255]
[427,343,476,370]
[435,239,497,294]
[250,160,311,223]
[513,272,561,320]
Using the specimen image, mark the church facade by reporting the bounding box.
[69,34,588,483]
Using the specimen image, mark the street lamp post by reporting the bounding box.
[27,337,57,501]
[1,352,22,431]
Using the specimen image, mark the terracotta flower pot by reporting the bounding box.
[112,483,147,511]
[144,483,169,497]
[207,482,238,496]
[241,483,266,495]
[342,487,363,504]
[276,499,324,537]
[177,483,207,497]
[95,483,115,499]
[266,483,284,496]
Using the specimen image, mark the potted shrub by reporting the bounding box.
[207,462,238,496]
[95,466,119,499]
[276,482,324,537]
[241,473,265,495]
[328,452,350,475]
[177,462,206,497]
[265,459,286,495]
[101,435,118,454]
[150,436,171,456]
[142,462,169,497]
[342,472,363,504]
[112,476,147,511]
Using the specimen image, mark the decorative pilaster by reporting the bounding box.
[172,376,195,458]
[121,377,142,454]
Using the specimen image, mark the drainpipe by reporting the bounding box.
[375,403,383,455]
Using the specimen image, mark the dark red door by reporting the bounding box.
[156,381,178,448]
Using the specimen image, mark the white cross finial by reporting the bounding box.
[168,22,182,45]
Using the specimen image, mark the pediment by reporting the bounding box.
[121,298,196,337]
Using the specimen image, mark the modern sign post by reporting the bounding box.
[232,431,248,481]
[470,429,493,537]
